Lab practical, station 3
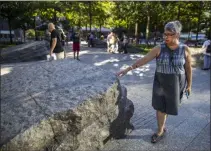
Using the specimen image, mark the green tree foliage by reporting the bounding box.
[0,2,25,43]
[0,1,210,44]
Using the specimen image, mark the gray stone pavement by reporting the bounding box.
[64,42,210,151]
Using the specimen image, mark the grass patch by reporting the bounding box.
[132,44,154,54]
[0,43,16,50]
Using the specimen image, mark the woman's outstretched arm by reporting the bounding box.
[117,45,160,77]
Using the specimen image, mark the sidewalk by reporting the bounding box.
[65,42,210,151]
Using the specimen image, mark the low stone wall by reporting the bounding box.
[0,41,49,64]
[0,59,134,151]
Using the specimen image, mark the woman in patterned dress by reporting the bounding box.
[117,21,192,143]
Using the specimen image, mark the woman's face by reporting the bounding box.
[163,30,178,44]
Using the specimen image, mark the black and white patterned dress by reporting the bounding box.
[152,43,187,115]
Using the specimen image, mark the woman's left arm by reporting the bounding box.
[184,46,192,93]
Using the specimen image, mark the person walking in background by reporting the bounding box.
[87,33,90,47]
[109,33,119,53]
[201,39,211,70]
[48,23,65,60]
[117,21,192,143]
[89,32,94,47]
[139,32,144,44]
[72,32,81,60]
[107,31,114,52]
[122,32,129,54]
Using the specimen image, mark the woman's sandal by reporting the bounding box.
[151,128,166,143]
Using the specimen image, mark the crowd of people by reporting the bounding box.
[48,22,210,72]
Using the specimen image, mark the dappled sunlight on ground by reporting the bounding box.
[118,63,152,78]
[130,54,145,60]
[1,67,13,76]
[64,42,155,79]
[113,63,119,67]
[94,58,120,66]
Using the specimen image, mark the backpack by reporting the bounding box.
[61,32,65,41]
[206,44,211,53]
[56,29,65,45]
[56,31,65,46]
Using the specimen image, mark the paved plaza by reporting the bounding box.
[66,42,210,151]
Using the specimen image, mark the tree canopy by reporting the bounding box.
[1,1,211,43]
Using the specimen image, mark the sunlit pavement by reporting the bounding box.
[65,41,210,151]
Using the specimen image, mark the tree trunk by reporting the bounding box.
[209,3,211,39]
[34,16,38,41]
[188,20,191,40]
[99,23,101,33]
[53,9,57,24]
[146,13,150,46]
[78,7,81,29]
[177,4,181,20]
[154,24,157,46]
[89,2,92,32]
[126,17,128,29]
[196,2,202,46]
[135,22,138,45]
[8,17,13,44]
[196,13,201,46]
[23,29,26,42]
[209,23,211,39]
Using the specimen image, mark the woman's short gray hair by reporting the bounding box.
[164,21,182,34]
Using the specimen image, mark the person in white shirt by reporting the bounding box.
[202,39,211,70]
[107,31,114,52]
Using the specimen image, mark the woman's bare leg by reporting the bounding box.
[156,110,167,135]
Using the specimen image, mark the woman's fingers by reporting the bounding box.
[116,70,125,77]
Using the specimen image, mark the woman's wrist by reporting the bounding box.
[129,66,133,70]
[125,64,136,72]
[125,66,132,72]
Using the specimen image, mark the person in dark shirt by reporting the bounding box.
[122,32,129,54]
[89,32,94,47]
[72,32,80,60]
[48,23,64,60]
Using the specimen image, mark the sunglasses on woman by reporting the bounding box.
[163,33,175,38]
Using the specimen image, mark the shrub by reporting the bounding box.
[26,29,35,38]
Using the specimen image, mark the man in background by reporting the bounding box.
[48,23,65,60]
